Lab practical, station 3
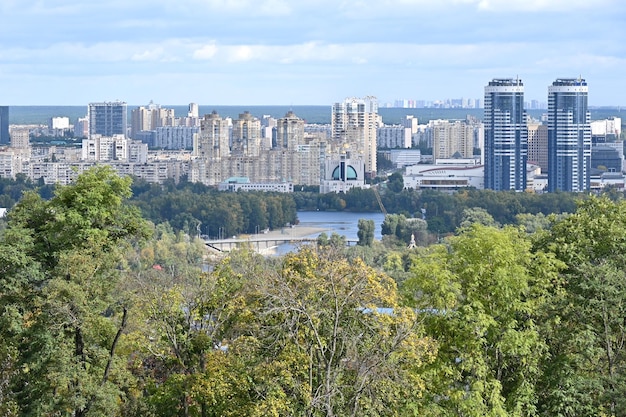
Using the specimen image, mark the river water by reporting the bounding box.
[274,211,386,255]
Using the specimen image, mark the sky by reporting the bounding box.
[0,0,625,106]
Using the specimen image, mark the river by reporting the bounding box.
[274,211,386,255]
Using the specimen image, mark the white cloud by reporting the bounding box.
[193,43,218,60]
[475,0,615,11]
[131,47,167,62]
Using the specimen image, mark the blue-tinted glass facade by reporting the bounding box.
[547,78,590,192]
[0,106,8,145]
[88,101,127,137]
[484,79,528,191]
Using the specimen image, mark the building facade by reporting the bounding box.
[527,123,548,173]
[331,97,378,178]
[88,101,127,138]
[431,120,476,160]
[10,127,30,150]
[547,78,591,192]
[275,111,304,151]
[377,125,412,149]
[0,106,9,145]
[484,78,528,191]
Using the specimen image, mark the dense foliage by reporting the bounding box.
[0,174,587,237]
[129,179,298,238]
[4,169,626,416]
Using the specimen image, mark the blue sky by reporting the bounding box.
[1,0,625,106]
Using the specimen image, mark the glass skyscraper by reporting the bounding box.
[547,78,591,192]
[484,78,528,191]
[0,106,8,145]
[88,101,127,138]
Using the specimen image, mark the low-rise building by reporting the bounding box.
[403,159,484,191]
[218,177,293,193]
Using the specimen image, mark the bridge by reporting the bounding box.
[205,235,358,254]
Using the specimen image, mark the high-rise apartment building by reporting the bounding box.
[431,120,476,160]
[10,127,30,149]
[331,96,378,178]
[88,101,127,138]
[232,111,261,157]
[527,123,548,174]
[484,78,528,191]
[0,106,9,145]
[197,111,231,159]
[275,111,304,151]
[547,78,591,192]
[130,102,175,139]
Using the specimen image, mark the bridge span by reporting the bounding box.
[205,235,358,254]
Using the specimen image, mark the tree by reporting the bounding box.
[357,218,375,246]
[459,207,498,228]
[252,248,436,416]
[534,196,626,416]
[387,172,404,193]
[0,166,150,417]
[125,248,259,417]
[403,224,563,416]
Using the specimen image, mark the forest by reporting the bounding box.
[1,167,626,416]
[0,174,588,239]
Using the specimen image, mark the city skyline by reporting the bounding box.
[1,0,625,106]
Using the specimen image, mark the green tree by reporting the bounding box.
[357,218,375,246]
[0,166,150,417]
[387,172,404,193]
[534,196,626,416]
[252,248,436,416]
[404,224,563,416]
[459,207,498,228]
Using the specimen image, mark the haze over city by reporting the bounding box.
[0,0,625,106]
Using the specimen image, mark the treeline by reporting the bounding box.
[129,178,297,237]
[3,166,626,416]
[296,186,583,233]
[0,173,607,236]
[0,174,55,208]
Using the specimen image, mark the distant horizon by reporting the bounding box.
[7,105,625,127]
[4,102,626,109]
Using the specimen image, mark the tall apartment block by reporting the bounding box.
[484,78,528,191]
[130,102,175,139]
[275,111,304,151]
[197,111,231,159]
[0,106,9,145]
[232,111,262,157]
[431,120,476,160]
[547,78,591,192]
[331,97,378,178]
[527,123,548,174]
[88,101,127,138]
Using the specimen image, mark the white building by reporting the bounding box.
[49,117,70,130]
[331,96,378,177]
[591,117,622,141]
[381,149,422,168]
[377,125,411,149]
[218,177,293,193]
[82,135,147,162]
[320,155,367,193]
[403,159,484,191]
[154,126,199,150]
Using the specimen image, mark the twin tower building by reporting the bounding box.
[484,77,590,192]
